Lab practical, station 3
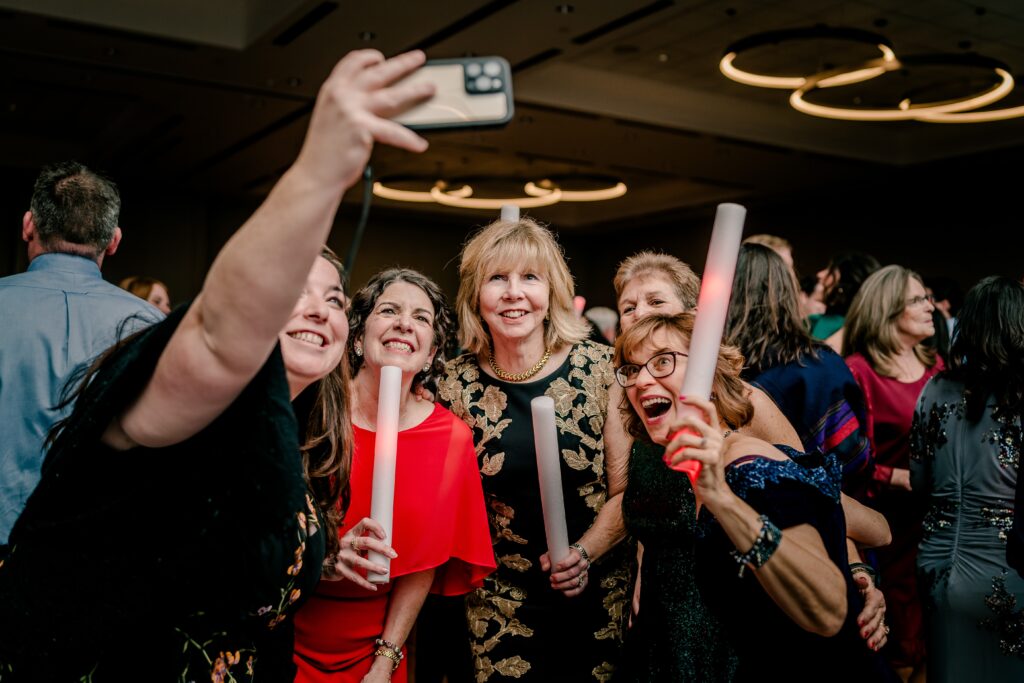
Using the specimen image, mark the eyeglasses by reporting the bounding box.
[906,294,934,307]
[615,351,688,387]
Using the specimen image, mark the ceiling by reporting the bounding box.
[2,0,1023,228]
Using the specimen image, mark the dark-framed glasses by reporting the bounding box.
[615,351,688,387]
[906,294,934,307]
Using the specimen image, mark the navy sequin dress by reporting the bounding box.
[696,446,895,682]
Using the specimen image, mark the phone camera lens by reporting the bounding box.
[491,78,503,89]
[483,61,501,76]
[466,62,482,77]
[475,75,492,91]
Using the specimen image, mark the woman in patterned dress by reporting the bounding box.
[911,276,1024,682]
[437,217,632,682]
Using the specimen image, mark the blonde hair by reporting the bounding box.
[614,312,753,441]
[455,217,589,356]
[743,234,791,252]
[843,264,937,376]
[613,251,700,310]
[119,275,166,302]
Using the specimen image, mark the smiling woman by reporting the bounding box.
[0,48,436,680]
[293,268,494,683]
[614,313,896,683]
[438,217,633,682]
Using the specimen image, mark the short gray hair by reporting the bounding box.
[30,161,120,257]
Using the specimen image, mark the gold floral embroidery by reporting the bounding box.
[443,344,626,680]
[479,385,509,422]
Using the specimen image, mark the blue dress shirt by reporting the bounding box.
[0,253,164,543]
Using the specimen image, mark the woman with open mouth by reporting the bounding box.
[293,268,494,683]
[615,312,897,682]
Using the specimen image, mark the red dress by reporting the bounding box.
[293,403,495,682]
[846,352,943,669]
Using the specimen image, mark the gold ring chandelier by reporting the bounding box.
[372,176,627,210]
[719,26,1023,123]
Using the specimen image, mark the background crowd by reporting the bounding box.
[0,49,1022,683]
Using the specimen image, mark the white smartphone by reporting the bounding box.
[392,56,514,131]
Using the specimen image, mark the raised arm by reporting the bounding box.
[666,397,847,636]
[104,50,432,450]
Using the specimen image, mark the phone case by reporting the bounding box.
[393,57,514,130]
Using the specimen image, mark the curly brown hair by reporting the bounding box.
[614,312,753,442]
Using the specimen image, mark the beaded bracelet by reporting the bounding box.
[373,637,404,671]
[849,562,881,589]
[730,514,782,577]
[570,542,591,568]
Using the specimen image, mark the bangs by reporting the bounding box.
[478,235,550,279]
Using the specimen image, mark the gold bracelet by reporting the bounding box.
[374,647,402,671]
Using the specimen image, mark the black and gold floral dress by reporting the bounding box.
[0,305,325,682]
[438,341,630,682]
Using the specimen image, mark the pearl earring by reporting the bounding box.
[423,361,432,373]
[354,343,363,357]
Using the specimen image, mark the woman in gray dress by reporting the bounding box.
[911,276,1024,682]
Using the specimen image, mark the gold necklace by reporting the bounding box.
[489,347,551,382]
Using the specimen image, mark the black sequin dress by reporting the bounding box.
[438,342,631,682]
[621,439,738,681]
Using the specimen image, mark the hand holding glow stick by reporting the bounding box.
[532,396,570,565]
[666,203,746,485]
[367,365,402,583]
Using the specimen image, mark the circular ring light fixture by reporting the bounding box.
[430,184,562,210]
[720,26,896,90]
[913,101,1024,123]
[789,54,1014,121]
[373,180,471,202]
[524,176,628,201]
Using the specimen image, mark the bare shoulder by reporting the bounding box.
[723,434,789,466]
[745,385,802,449]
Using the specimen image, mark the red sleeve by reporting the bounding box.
[846,354,892,489]
[388,407,495,595]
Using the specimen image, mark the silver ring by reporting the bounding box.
[350,538,359,552]
[699,437,707,449]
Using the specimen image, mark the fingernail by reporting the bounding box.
[389,551,398,558]
[868,640,874,648]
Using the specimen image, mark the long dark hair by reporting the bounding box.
[823,251,880,316]
[303,248,354,559]
[944,276,1024,422]
[725,243,818,378]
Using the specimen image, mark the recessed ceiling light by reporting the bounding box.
[658,52,670,63]
[556,4,574,14]
[359,31,376,41]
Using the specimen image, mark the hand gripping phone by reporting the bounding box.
[392,56,514,130]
